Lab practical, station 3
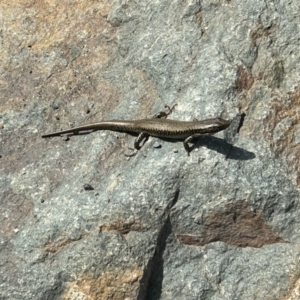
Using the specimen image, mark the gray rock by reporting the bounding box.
[1,0,300,299]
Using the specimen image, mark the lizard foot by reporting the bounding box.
[124,147,138,158]
[153,104,178,119]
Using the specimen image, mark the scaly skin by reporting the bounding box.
[42,118,230,139]
[42,105,231,155]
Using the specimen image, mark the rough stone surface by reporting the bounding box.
[1,0,300,299]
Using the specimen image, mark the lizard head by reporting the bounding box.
[200,117,231,133]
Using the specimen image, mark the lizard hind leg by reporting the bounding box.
[134,132,149,150]
[183,134,202,156]
[183,137,192,156]
[124,132,149,157]
[153,104,178,119]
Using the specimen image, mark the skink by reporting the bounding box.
[42,105,231,155]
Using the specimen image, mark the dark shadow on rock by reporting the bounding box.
[160,135,255,160]
[140,189,179,300]
[56,131,255,161]
[190,135,256,160]
[144,216,173,300]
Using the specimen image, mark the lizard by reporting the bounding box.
[42,105,231,156]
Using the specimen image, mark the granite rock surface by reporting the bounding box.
[1,0,300,299]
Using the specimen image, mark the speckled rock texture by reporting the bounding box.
[1,0,300,299]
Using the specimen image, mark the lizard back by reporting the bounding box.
[134,118,230,139]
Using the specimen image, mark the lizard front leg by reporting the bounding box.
[183,134,203,156]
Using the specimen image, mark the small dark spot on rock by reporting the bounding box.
[51,103,59,110]
[84,184,94,191]
[41,199,45,203]
[0,124,4,129]
[55,115,60,120]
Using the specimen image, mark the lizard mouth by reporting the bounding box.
[215,117,231,130]
[216,117,231,125]
[202,117,231,132]
[208,119,231,133]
